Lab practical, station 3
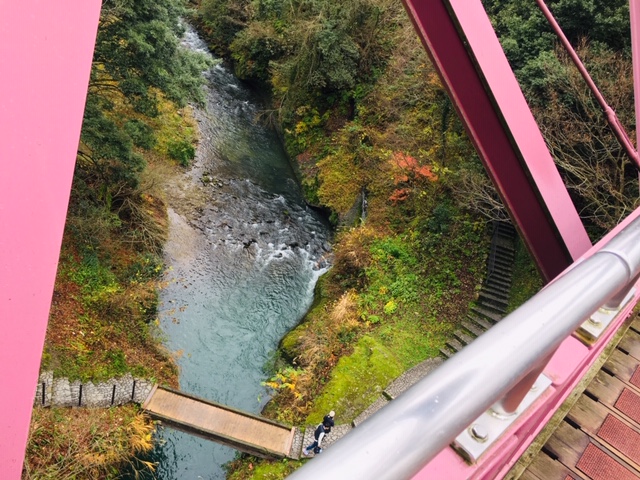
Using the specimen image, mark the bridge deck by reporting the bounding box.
[517,316,640,479]
[142,387,296,459]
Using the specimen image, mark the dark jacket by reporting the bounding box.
[322,414,335,431]
[314,423,328,447]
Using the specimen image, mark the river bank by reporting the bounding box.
[144,25,333,479]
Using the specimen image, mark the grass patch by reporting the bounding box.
[507,238,544,313]
[227,457,304,480]
[305,335,403,424]
[42,244,177,384]
[373,318,452,369]
[24,405,156,480]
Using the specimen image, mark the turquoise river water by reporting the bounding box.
[145,25,332,479]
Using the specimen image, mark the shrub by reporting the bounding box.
[167,140,196,166]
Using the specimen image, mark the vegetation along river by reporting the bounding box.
[147,25,332,478]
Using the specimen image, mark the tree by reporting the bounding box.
[482,0,629,96]
[76,0,209,217]
[533,44,639,236]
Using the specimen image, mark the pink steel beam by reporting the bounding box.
[0,1,101,477]
[402,0,592,282]
[632,0,640,182]
[535,0,640,170]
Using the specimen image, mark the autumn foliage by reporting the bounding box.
[389,152,438,203]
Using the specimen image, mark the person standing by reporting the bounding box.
[303,411,335,456]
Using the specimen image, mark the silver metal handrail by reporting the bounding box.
[288,214,640,480]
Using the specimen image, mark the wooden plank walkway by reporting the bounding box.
[516,316,640,480]
[142,387,297,459]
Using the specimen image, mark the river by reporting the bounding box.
[146,25,332,479]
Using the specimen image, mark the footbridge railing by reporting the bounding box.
[288,209,640,480]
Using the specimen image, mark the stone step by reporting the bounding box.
[493,256,513,272]
[474,301,504,316]
[494,252,515,264]
[478,290,510,309]
[461,320,485,337]
[453,329,475,347]
[491,256,513,267]
[495,238,516,249]
[488,265,512,277]
[384,358,443,400]
[495,226,515,237]
[471,306,504,324]
[480,286,510,301]
[440,344,456,359]
[492,257,514,268]
[495,239,515,250]
[487,267,513,287]
[445,336,465,354]
[468,314,493,331]
[488,264,513,276]
[495,222,516,235]
[351,396,389,428]
[485,276,512,290]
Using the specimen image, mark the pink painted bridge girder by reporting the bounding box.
[402,0,592,282]
[0,1,102,477]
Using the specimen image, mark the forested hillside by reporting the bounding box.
[193,0,638,478]
[482,0,638,236]
[24,0,639,477]
[24,0,209,477]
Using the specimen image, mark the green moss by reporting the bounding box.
[507,238,544,313]
[373,319,450,370]
[306,335,403,424]
[227,458,304,480]
[279,324,308,363]
[280,274,330,361]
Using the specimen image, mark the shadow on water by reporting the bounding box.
[128,23,331,480]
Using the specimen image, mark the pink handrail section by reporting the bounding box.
[412,206,640,479]
[632,0,640,185]
[0,1,101,477]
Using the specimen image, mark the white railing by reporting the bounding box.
[287,214,640,480]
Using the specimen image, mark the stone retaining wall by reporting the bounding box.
[33,371,154,408]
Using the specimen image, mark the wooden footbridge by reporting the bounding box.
[142,386,300,459]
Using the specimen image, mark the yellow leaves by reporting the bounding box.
[383,299,398,315]
[262,367,308,403]
[317,151,362,214]
[295,121,308,135]
[27,407,157,477]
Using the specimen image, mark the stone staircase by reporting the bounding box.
[440,221,517,359]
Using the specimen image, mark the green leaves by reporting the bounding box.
[483,0,629,94]
[76,0,209,215]
[124,120,157,149]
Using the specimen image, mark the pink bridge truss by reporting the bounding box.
[2,0,640,478]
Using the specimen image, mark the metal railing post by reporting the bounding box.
[492,353,552,416]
